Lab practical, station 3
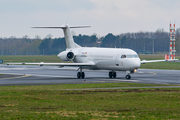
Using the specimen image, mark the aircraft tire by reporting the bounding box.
[125,75,131,79]
[77,72,81,79]
[82,72,85,79]
[109,71,113,78]
[113,72,116,78]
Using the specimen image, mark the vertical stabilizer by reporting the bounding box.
[62,24,81,49]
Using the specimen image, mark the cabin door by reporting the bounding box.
[115,55,120,66]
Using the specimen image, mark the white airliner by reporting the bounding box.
[7,24,178,79]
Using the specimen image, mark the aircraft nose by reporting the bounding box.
[133,58,141,68]
[57,53,61,57]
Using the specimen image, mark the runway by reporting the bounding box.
[0,64,180,86]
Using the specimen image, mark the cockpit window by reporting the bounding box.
[121,54,139,58]
[126,55,133,58]
[134,55,138,58]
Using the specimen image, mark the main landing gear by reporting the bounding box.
[109,71,116,78]
[77,72,85,79]
[77,67,85,79]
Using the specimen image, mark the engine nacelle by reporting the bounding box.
[58,51,75,61]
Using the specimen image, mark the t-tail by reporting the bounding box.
[32,24,90,49]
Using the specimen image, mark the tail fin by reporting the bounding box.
[32,24,90,49]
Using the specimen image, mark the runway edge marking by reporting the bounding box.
[0,75,31,80]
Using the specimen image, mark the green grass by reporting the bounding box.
[1,84,180,119]
[0,83,172,91]
[0,83,172,90]
[140,62,180,70]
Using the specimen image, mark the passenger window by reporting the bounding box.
[121,55,126,58]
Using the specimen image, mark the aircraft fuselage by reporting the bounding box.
[58,47,141,71]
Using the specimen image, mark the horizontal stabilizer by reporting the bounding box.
[32,26,91,29]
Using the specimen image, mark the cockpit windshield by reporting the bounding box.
[121,54,139,58]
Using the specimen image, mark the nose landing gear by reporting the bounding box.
[125,71,131,79]
[125,74,131,79]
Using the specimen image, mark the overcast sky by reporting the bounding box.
[0,0,180,38]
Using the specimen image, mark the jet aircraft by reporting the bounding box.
[7,24,178,79]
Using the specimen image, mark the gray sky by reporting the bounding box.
[0,0,180,38]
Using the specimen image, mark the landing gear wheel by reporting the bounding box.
[77,72,81,79]
[77,72,85,79]
[109,71,116,78]
[109,71,113,78]
[125,75,131,79]
[82,72,85,79]
[77,67,85,79]
[113,72,116,78]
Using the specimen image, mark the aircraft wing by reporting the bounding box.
[141,59,179,64]
[7,62,95,67]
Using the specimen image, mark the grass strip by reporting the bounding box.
[140,62,180,70]
[0,84,180,119]
[0,83,174,90]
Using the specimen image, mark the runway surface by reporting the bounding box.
[0,64,180,86]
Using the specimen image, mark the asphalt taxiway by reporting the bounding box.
[0,65,180,86]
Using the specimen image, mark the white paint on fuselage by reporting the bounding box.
[58,47,141,71]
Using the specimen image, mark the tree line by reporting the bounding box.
[0,28,180,55]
